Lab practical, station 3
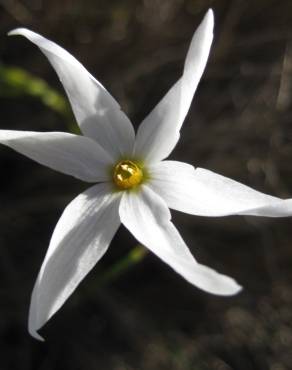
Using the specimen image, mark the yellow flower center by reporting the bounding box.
[113,160,143,190]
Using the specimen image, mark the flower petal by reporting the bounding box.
[148,160,292,217]
[119,185,241,296]
[0,130,113,182]
[29,183,121,340]
[134,9,214,163]
[9,28,135,159]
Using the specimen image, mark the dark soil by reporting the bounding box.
[1,1,292,369]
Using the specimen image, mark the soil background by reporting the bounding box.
[1,1,292,369]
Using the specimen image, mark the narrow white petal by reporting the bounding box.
[0,130,113,182]
[29,183,121,340]
[134,9,214,163]
[149,160,292,217]
[9,28,135,158]
[119,185,241,296]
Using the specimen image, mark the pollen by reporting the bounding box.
[113,160,143,190]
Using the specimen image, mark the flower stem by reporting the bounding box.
[97,245,148,287]
[0,64,79,133]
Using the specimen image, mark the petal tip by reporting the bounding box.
[232,282,243,295]
[7,30,16,37]
[222,280,243,296]
[29,325,45,341]
[8,28,35,39]
[205,8,214,31]
[28,298,45,341]
[8,28,25,37]
[206,8,214,18]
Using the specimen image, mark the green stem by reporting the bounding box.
[0,64,79,134]
[97,245,148,287]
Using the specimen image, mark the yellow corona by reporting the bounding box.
[113,160,143,190]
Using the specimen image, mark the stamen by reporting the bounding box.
[113,160,143,189]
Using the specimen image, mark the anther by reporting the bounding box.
[113,160,143,189]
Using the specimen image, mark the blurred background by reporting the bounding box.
[1,0,292,369]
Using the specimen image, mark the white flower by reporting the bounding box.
[1,9,292,340]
